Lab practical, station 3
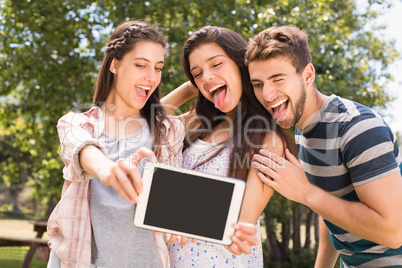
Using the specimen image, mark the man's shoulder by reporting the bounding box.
[325,95,377,121]
[323,96,388,134]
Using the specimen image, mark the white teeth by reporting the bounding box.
[209,84,225,93]
[270,99,287,108]
[136,85,151,90]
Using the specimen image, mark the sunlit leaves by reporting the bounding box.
[0,0,398,212]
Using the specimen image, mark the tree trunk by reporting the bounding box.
[280,202,290,262]
[292,204,301,254]
[264,216,282,262]
[304,209,314,249]
[314,212,319,253]
[10,185,23,215]
[45,193,59,218]
[280,219,290,262]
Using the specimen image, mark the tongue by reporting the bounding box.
[213,87,226,109]
[273,102,287,120]
[137,88,147,98]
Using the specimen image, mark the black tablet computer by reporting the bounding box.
[134,162,246,245]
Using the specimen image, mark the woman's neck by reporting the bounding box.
[103,89,142,118]
[201,108,237,144]
[225,107,237,122]
[101,102,142,118]
[101,100,146,139]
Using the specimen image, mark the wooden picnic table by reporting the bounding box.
[22,220,48,267]
[0,220,49,268]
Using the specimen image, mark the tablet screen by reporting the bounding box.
[144,167,234,240]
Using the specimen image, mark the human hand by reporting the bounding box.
[97,147,157,204]
[164,234,199,246]
[225,222,259,255]
[251,148,314,204]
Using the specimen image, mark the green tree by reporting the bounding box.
[0,0,399,266]
[0,118,34,215]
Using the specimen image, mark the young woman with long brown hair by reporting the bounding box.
[163,26,295,267]
[47,20,184,268]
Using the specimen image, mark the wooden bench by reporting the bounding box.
[0,220,49,268]
[0,235,48,247]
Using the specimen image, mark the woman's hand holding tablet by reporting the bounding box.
[134,162,246,245]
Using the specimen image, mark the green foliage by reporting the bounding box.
[264,247,316,268]
[287,248,317,268]
[0,247,47,268]
[0,118,33,186]
[264,192,292,232]
[0,204,13,213]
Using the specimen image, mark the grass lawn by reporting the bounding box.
[0,247,47,268]
[0,219,48,268]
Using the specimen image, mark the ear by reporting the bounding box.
[110,58,118,74]
[302,63,315,86]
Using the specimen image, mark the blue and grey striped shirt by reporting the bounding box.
[296,95,402,267]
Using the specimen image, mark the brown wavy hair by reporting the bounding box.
[245,26,312,74]
[182,26,294,180]
[93,20,173,159]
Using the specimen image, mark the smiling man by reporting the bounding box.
[245,26,402,267]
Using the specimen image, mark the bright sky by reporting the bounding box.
[374,1,402,135]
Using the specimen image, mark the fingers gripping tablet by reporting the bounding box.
[134,162,246,245]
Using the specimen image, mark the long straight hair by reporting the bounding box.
[93,20,173,159]
[182,26,294,180]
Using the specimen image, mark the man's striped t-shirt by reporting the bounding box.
[295,95,402,267]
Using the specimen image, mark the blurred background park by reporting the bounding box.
[1,0,401,267]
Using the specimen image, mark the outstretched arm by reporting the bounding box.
[161,81,198,115]
[239,132,284,222]
[80,145,157,204]
[252,149,402,249]
[226,132,284,255]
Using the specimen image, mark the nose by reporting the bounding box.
[201,69,214,84]
[144,68,156,83]
[262,84,277,103]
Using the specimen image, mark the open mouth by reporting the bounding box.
[269,99,289,121]
[209,84,227,109]
[136,85,151,99]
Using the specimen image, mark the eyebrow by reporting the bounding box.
[190,54,224,72]
[250,73,286,83]
[134,57,164,64]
